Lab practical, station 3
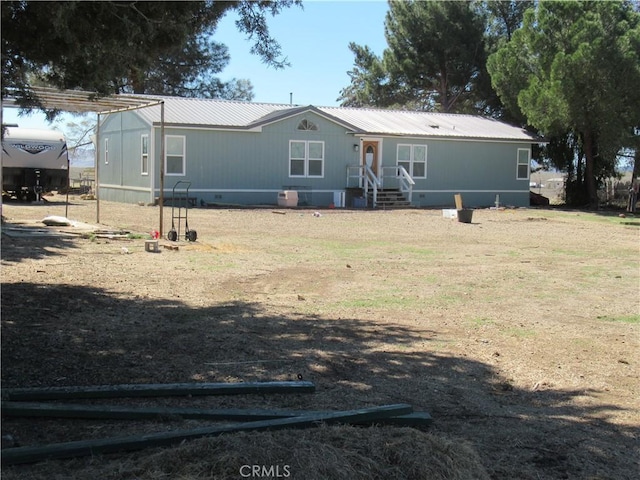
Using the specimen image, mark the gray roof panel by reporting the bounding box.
[135,96,295,128]
[130,96,540,141]
[317,106,538,141]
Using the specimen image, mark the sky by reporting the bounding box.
[216,0,389,106]
[2,0,390,133]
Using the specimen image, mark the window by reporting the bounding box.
[297,119,317,131]
[517,148,530,180]
[396,144,427,178]
[104,138,109,165]
[289,140,324,177]
[141,135,149,175]
[165,135,185,176]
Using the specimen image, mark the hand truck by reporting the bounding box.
[167,181,197,242]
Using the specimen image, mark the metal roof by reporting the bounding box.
[4,88,541,141]
[318,106,540,141]
[133,95,297,128]
[131,96,541,142]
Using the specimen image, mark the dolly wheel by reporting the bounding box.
[187,230,198,242]
[167,229,178,242]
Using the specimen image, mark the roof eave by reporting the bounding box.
[247,105,362,133]
[152,122,259,131]
[358,132,546,143]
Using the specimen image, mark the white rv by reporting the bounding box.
[1,127,68,201]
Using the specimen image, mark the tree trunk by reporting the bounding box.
[129,67,146,94]
[583,130,599,208]
[439,65,451,113]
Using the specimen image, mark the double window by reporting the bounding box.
[397,144,427,178]
[165,135,185,176]
[289,140,324,177]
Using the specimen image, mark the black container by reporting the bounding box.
[457,209,473,223]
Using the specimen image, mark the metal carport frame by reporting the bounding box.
[2,86,169,234]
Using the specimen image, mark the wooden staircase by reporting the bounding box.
[367,188,412,208]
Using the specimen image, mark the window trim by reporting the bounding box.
[141,134,149,175]
[517,148,531,180]
[396,143,427,179]
[165,135,186,176]
[288,140,324,178]
[297,119,318,131]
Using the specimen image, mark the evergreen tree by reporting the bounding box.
[2,1,300,108]
[487,0,640,207]
[339,43,394,108]
[339,0,487,113]
[479,0,533,121]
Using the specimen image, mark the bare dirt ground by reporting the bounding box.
[1,194,639,479]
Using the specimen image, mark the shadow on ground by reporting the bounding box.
[1,227,82,263]
[2,281,638,480]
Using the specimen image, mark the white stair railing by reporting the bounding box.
[346,165,381,207]
[381,165,415,203]
[364,164,380,207]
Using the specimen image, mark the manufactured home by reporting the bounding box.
[97,97,542,208]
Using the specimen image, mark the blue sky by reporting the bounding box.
[3,0,390,131]
[215,0,389,106]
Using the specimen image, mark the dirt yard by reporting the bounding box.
[1,195,639,479]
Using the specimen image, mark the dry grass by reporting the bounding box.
[2,426,489,480]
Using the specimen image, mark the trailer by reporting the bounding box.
[1,127,69,201]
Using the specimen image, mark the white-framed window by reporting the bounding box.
[104,138,109,165]
[141,134,149,175]
[397,144,427,178]
[297,119,318,131]
[517,148,530,180]
[165,135,185,176]
[289,140,324,178]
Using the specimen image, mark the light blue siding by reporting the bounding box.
[99,109,533,208]
[378,138,531,207]
[152,112,360,206]
[99,112,153,203]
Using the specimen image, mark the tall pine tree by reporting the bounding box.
[488,1,640,207]
[339,0,487,113]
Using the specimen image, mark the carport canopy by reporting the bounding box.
[3,86,168,233]
[3,85,162,114]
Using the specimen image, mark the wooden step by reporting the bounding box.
[367,189,411,208]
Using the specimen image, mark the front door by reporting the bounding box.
[361,140,379,177]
